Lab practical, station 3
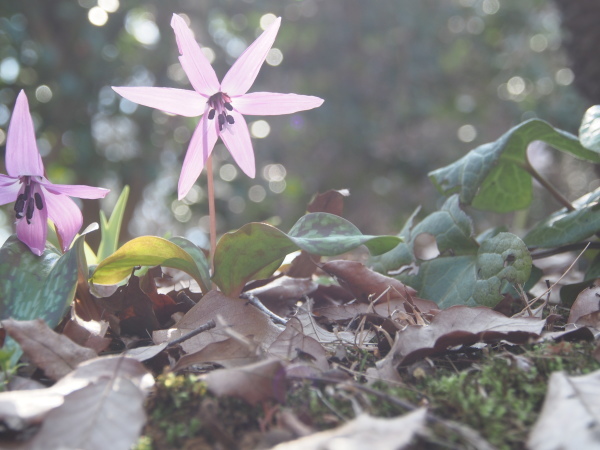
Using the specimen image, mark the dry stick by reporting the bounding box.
[166,319,216,348]
[523,158,575,212]
[206,154,217,278]
[241,292,287,325]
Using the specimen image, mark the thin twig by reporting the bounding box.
[523,158,575,211]
[241,292,288,325]
[530,241,600,260]
[167,319,216,347]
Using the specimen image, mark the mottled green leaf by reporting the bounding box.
[403,232,531,308]
[97,185,129,261]
[0,229,91,365]
[579,105,600,152]
[90,236,206,286]
[429,119,600,213]
[524,188,600,248]
[213,213,402,297]
[169,237,211,293]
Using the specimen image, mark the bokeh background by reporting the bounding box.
[0,0,598,250]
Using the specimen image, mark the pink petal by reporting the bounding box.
[112,87,205,117]
[178,111,219,200]
[16,185,48,256]
[6,91,44,178]
[233,92,324,115]
[171,14,220,96]
[220,111,255,178]
[41,180,109,199]
[43,188,83,252]
[0,176,20,206]
[221,18,282,96]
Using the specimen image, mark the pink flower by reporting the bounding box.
[113,14,324,200]
[0,91,109,256]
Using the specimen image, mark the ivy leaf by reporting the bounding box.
[524,188,600,248]
[0,226,94,366]
[90,236,206,287]
[212,213,402,298]
[429,119,600,213]
[579,105,600,152]
[97,185,129,262]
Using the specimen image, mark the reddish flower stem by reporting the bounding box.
[206,154,217,279]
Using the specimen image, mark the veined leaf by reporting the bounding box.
[90,236,206,286]
[212,213,402,297]
[429,119,600,213]
[97,185,130,261]
[169,236,211,293]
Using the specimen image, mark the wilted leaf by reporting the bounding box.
[153,290,281,355]
[524,188,600,248]
[567,283,600,327]
[173,337,261,371]
[268,317,329,371]
[0,231,91,366]
[62,307,111,354]
[579,105,600,152]
[271,409,426,450]
[528,369,600,450]
[429,119,600,213]
[90,236,206,287]
[212,213,402,297]
[2,318,97,381]
[204,359,287,405]
[378,306,545,367]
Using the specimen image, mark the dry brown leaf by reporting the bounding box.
[204,359,287,405]
[567,283,600,325]
[374,306,545,372]
[173,337,261,371]
[271,409,427,450]
[153,290,281,354]
[1,318,97,381]
[528,369,600,450]
[124,343,169,362]
[268,317,329,371]
[314,296,438,322]
[321,260,418,303]
[62,307,111,354]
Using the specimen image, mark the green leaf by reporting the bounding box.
[97,185,129,261]
[90,236,206,286]
[429,119,600,213]
[524,188,600,248]
[579,105,600,152]
[168,237,211,293]
[404,232,531,308]
[0,229,91,365]
[212,213,402,297]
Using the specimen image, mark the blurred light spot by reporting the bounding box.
[555,68,574,86]
[466,16,484,34]
[0,129,5,146]
[0,57,20,83]
[98,85,116,106]
[0,105,10,126]
[507,76,526,96]
[98,0,119,13]
[183,185,203,204]
[21,44,39,65]
[219,163,238,181]
[529,34,548,52]
[126,11,160,46]
[88,7,108,26]
[185,227,209,250]
[536,77,554,95]
[174,126,191,144]
[482,0,499,15]
[459,0,476,6]
[262,163,286,181]
[269,180,286,193]
[228,196,245,213]
[37,138,51,157]
[455,94,475,113]
[457,124,477,142]
[266,48,283,66]
[78,0,95,8]
[119,98,138,114]
[372,176,392,195]
[201,47,215,64]
[259,13,277,30]
[248,185,266,202]
[35,85,52,103]
[447,16,465,34]
[101,44,119,61]
[226,38,247,58]
[152,110,168,124]
[250,120,270,138]
[567,172,586,193]
[172,202,192,223]
[167,63,187,83]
